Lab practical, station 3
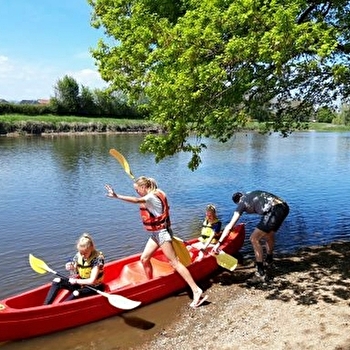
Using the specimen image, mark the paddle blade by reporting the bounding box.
[29,254,141,310]
[109,149,135,180]
[29,254,51,274]
[172,237,192,267]
[106,293,141,310]
[215,251,238,272]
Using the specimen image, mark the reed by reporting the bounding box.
[0,115,160,135]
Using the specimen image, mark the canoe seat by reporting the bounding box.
[151,258,174,276]
[114,261,148,286]
[109,258,175,289]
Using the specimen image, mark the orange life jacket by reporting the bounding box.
[139,189,171,231]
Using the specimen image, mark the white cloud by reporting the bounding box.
[0,55,107,101]
[0,55,13,75]
[68,68,108,91]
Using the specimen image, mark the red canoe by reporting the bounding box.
[0,224,245,342]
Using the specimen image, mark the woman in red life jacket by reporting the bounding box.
[105,176,207,308]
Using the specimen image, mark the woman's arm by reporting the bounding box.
[105,184,145,204]
[212,211,241,253]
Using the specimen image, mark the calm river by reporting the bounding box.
[1,131,350,348]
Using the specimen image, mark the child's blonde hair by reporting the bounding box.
[76,233,95,250]
[135,176,158,191]
[206,204,216,213]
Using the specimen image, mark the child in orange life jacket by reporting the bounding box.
[191,204,222,260]
[44,233,105,304]
[105,176,207,308]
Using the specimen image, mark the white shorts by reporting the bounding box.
[150,229,173,246]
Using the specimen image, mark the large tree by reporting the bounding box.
[51,75,80,115]
[88,0,350,169]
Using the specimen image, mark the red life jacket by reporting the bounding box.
[139,189,171,231]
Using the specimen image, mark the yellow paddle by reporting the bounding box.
[109,148,192,266]
[215,250,238,271]
[109,149,135,180]
[171,237,192,266]
[172,237,238,272]
[28,254,141,310]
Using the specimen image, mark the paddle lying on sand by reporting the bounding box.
[109,148,192,266]
[28,254,141,310]
[172,237,238,272]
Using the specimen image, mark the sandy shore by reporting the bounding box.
[132,241,350,350]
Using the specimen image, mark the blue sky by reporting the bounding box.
[0,0,108,101]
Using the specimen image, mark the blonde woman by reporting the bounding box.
[44,233,105,304]
[105,176,207,308]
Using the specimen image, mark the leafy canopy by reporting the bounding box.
[88,0,350,169]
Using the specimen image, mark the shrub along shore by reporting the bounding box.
[0,115,162,136]
[1,114,350,136]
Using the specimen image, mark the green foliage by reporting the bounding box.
[0,102,53,115]
[80,85,99,116]
[51,75,80,115]
[316,106,335,123]
[338,103,350,125]
[50,75,143,118]
[0,114,158,135]
[89,0,350,169]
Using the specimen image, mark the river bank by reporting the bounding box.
[132,240,350,350]
[1,115,350,136]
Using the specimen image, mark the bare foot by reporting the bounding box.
[190,295,208,308]
[190,288,207,308]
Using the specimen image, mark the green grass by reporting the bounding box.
[1,114,350,133]
[0,114,149,125]
[0,114,159,135]
[245,120,350,132]
[307,122,350,132]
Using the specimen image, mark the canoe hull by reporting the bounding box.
[0,224,245,342]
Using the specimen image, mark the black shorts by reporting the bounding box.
[257,203,289,233]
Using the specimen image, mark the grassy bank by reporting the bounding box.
[245,120,350,132]
[0,114,160,135]
[1,114,350,135]
[307,122,350,132]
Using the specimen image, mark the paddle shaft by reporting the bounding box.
[28,254,141,309]
[52,270,103,295]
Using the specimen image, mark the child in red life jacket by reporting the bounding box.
[105,176,207,308]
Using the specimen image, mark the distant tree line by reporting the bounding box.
[314,105,350,125]
[0,75,145,119]
[2,75,350,127]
